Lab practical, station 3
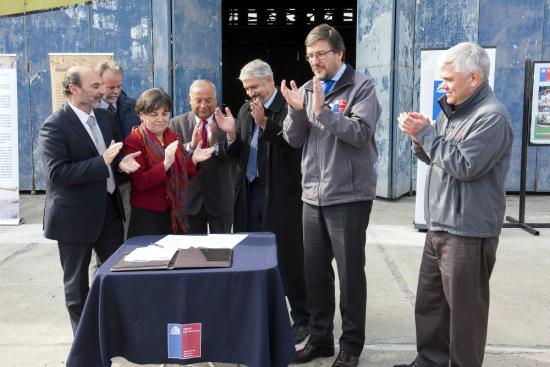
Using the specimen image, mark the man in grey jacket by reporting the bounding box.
[395,42,513,367]
[281,24,381,367]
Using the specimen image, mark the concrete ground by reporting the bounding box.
[0,193,549,367]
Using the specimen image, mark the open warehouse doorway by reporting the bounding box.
[221,1,357,113]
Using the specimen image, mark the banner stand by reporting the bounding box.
[504,58,550,235]
[0,54,21,225]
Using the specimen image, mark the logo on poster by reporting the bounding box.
[432,80,446,120]
[540,68,550,82]
[170,325,181,335]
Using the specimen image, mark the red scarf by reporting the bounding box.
[134,124,189,233]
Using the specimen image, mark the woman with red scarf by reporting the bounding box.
[124,88,214,236]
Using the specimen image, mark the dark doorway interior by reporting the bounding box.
[221,1,357,113]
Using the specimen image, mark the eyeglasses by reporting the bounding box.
[305,49,335,62]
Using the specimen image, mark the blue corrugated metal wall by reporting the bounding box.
[0,0,221,191]
[0,0,548,194]
[171,0,221,116]
[356,0,394,198]
[359,0,550,197]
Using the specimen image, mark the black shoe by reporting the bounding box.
[393,362,418,367]
[291,324,309,344]
[293,341,334,364]
[332,349,359,367]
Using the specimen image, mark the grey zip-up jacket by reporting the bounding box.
[414,81,513,237]
[283,65,381,206]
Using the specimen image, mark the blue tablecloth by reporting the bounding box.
[67,233,294,367]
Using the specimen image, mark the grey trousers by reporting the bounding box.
[414,231,498,367]
[302,201,372,357]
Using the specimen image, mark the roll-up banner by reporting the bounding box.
[0,54,20,225]
[48,53,113,113]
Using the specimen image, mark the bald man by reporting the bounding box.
[38,65,140,334]
[169,80,232,233]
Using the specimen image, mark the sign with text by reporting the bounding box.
[167,323,202,360]
[48,53,113,112]
[0,54,20,225]
[529,62,550,145]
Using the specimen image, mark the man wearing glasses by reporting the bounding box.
[281,24,381,367]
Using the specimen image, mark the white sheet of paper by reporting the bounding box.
[154,234,248,250]
[124,245,178,262]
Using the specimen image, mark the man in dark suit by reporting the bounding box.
[38,65,140,335]
[215,59,309,344]
[169,80,232,234]
[96,60,140,139]
[96,61,140,236]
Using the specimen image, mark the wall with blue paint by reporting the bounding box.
[357,0,394,198]
[0,0,221,190]
[171,0,221,116]
[360,0,550,197]
[1,0,549,194]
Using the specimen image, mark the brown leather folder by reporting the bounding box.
[171,247,233,269]
[111,248,232,272]
[110,251,176,272]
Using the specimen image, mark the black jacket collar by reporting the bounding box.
[268,88,285,115]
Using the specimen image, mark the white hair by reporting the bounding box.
[238,59,273,81]
[188,79,216,94]
[438,42,490,81]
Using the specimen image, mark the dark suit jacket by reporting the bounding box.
[169,112,233,217]
[38,103,124,244]
[116,90,140,139]
[227,89,304,279]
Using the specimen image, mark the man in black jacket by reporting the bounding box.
[96,61,141,235]
[38,65,140,334]
[215,59,310,344]
[96,60,140,139]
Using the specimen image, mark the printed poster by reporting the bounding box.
[0,54,20,225]
[530,62,550,145]
[48,53,113,112]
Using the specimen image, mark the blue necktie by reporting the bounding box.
[246,123,259,182]
[323,80,335,95]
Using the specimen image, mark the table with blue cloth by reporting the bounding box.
[67,233,294,367]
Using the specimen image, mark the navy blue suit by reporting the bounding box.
[38,103,125,334]
[116,90,140,138]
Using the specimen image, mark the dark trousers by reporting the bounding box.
[127,206,172,237]
[246,178,263,232]
[414,231,498,367]
[187,205,232,234]
[303,200,372,356]
[282,265,310,327]
[58,194,123,335]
